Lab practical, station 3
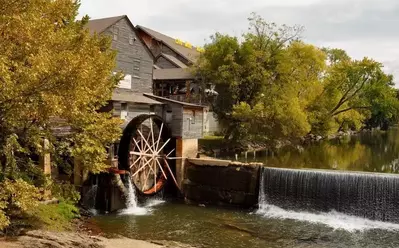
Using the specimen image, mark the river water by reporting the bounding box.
[94,129,399,248]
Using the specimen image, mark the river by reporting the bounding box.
[93,129,399,248]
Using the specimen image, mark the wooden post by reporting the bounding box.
[39,138,51,198]
[39,139,51,176]
[186,80,191,102]
[175,138,198,190]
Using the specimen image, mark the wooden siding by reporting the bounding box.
[156,57,179,69]
[154,103,183,138]
[170,103,183,137]
[113,102,154,125]
[103,18,153,94]
[182,108,204,139]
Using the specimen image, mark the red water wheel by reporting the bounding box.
[118,114,178,195]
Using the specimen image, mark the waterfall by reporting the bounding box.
[119,178,155,216]
[126,179,138,208]
[258,167,399,223]
[82,175,99,215]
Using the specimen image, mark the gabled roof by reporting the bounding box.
[87,15,126,34]
[137,25,200,64]
[158,53,188,69]
[87,15,155,60]
[153,68,194,81]
[112,91,163,105]
[144,94,206,109]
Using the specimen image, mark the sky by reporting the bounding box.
[79,0,399,86]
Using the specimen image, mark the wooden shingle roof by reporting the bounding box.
[87,15,126,34]
[159,53,188,68]
[112,91,163,105]
[137,25,200,64]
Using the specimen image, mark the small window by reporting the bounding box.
[129,34,135,45]
[113,27,119,41]
[121,102,127,111]
[120,102,128,120]
[191,111,196,124]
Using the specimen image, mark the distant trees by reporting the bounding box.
[0,0,121,229]
[196,13,399,144]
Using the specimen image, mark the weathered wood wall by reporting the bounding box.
[103,18,153,93]
[113,102,153,124]
[182,108,203,139]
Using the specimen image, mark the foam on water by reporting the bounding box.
[257,203,399,232]
[88,208,98,216]
[118,180,165,216]
[145,199,166,208]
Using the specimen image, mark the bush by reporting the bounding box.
[0,179,41,231]
[50,181,81,204]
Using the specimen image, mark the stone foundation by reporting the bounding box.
[182,158,261,208]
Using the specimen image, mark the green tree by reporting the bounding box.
[196,13,306,142]
[310,54,399,134]
[0,0,121,229]
[196,13,399,146]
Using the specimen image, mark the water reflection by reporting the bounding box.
[241,129,399,174]
[94,202,399,248]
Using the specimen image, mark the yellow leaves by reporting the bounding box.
[0,0,121,175]
[0,179,41,230]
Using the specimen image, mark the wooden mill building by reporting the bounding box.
[86,15,206,190]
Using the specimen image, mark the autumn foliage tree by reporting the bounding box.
[0,0,121,228]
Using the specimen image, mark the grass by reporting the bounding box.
[202,135,224,140]
[5,201,80,235]
[27,201,80,231]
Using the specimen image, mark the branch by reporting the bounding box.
[333,106,371,116]
[329,74,369,115]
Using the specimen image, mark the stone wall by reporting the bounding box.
[182,158,261,208]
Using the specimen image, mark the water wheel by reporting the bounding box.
[118,114,177,195]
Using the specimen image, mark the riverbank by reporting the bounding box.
[0,203,193,248]
[0,230,193,248]
[199,129,373,157]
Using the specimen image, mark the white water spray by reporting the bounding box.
[126,179,138,208]
[257,167,399,232]
[257,203,399,232]
[119,180,165,216]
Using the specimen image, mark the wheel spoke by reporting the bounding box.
[137,129,155,153]
[155,123,164,153]
[163,157,179,188]
[156,138,171,155]
[155,158,168,180]
[150,118,155,153]
[127,117,176,194]
[153,156,157,193]
[166,148,175,158]
[132,157,154,177]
